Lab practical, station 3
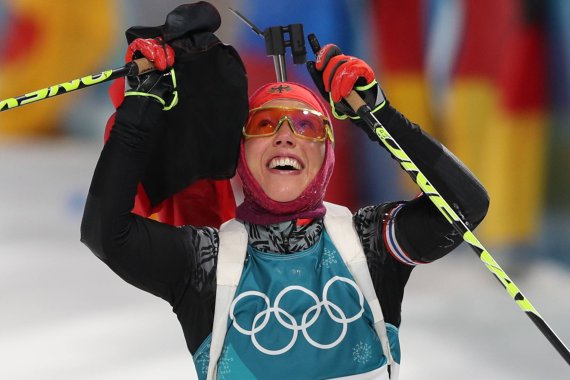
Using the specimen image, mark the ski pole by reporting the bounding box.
[308,34,570,366]
[0,58,155,112]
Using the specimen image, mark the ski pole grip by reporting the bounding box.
[308,33,321,54]
[345,91,367,112]
[307,34,367,113]
[133,58,156,75]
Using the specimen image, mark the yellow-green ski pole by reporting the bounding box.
[308,33,570,367]
[0,58,154,112]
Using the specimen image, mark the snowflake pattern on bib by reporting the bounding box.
[353,341,373,364]
[318,247,338,269]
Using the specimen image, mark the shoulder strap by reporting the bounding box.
[323,202,394,370]
[322,202,363,264]
[207,218,248,380]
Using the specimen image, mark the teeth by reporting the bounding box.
[269,157,302,170]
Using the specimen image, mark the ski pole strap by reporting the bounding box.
[344,90,570,366]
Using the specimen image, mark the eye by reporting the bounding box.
[256,118,275,133]
[296,118,316,132]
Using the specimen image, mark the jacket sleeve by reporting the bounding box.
[80,96,207,305]
[355,102,490,264]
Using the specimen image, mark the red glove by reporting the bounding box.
[124,37,178,110]
[125,37,175,71]
[315,44,375,102]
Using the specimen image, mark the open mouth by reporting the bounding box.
[268,157,303,171]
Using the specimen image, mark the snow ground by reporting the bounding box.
[1,139,569,379]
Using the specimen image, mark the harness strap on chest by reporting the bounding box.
[207,218,248,380]
[322,202,394,369]
[208,202,394,379]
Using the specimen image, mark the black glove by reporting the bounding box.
[124,38,178,110]
[307,44,386,120]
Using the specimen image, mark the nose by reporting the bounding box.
[273,120,296,147]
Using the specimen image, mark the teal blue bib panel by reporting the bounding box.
[194,230,391,379]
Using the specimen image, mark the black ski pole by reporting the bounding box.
[0,58,155,112]
[308,33,570,366]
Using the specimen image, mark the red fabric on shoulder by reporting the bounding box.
[156,179,236,227]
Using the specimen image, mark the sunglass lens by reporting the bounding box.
[290,112,326,139]
[245,109,277,136]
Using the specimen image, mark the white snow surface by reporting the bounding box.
[1,139,569,379]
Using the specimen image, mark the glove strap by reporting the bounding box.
[124,68,179,111]
[329,79,387,120]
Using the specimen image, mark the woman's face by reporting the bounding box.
[244,99,327,202]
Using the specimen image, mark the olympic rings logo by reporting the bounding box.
[229,276,365,355]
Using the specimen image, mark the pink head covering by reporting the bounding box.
[236,82,335,225]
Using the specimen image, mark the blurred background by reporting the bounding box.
[1,0,569,379]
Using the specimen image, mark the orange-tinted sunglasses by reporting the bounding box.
[243,106,334,143]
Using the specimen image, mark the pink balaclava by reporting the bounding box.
[236,82,335,225]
